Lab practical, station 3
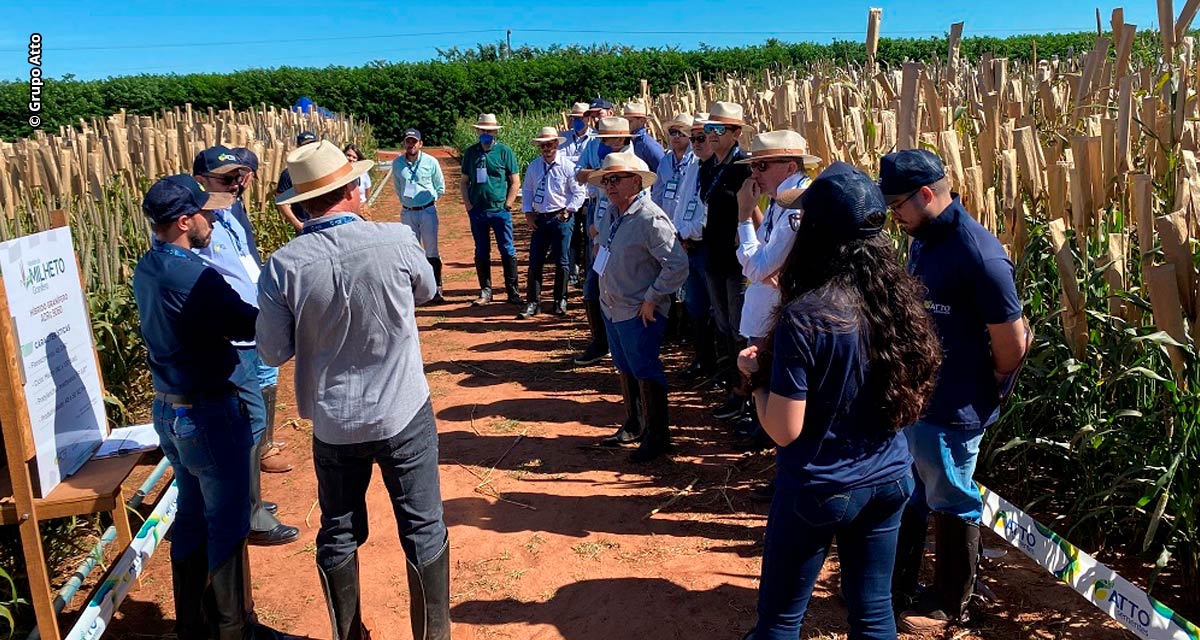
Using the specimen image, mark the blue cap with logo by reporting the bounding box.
[776,161,887,241]
[143,174,236,224]
[231,147,259,173]
[404,128,422,141]
[878,149,947,197]
[296,131,318,146]
[193,145,248,176]
[588,98,614,111]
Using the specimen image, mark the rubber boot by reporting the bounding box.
[249,434,283,534]
[892,506,929,613]
[630,379,671,462]
[318,553,367,640]
[899,512,981,633]
[501,254,521,304]
[681,317,716,383]
[171,546,211,640]
[518,280,542,319]
[573,299,609,365]
[406,541,452,640]
[551,266,568,316]
[471,258,492,306]
[601,372,642,446]
[428,257,445,304]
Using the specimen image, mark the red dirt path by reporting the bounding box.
[102,149,1133,640]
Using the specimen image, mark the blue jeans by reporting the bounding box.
[312,397,448,571]
[753,474,915,639]
[233,347,267,444]
[682,243,711,320]
[603,312,668,387]
[153,394,253,571]
[468,208,516,261]
[904,420,985,523]
[528,214,573,288]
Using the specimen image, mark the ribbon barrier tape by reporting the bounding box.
[980,484,1199,640]
[64,481,179,640]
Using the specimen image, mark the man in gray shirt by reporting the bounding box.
[257,141,450,640]
[588,152,689,462]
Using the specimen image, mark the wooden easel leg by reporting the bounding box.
[19,517,61,640]
[112,487,137,588]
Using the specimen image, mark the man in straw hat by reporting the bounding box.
[258,141,451,640]
[730,130,820,452]
[699,102,758,423]
[193,146,302,547]
[560,101,594,163]
[133,174,297,640]
[518,126,587,319]
[621,100,665,172]
[588,152,688,461]
[572,115,635,366]
[879,150,1028,633]
[671,112,718,383]
[652,113,696,219]
[461,113,522,306]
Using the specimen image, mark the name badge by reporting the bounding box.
[682,199,699,221]
[592,246,611,276]
[665,177,680,200]
[595,199,609,221]
[533,183,546,204]
[239,254,261,284]
[475,166,488,183]
[403,181,418,198]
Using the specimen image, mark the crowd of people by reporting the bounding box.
[131,96,1031,640]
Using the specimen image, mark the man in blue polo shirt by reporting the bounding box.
[393,128,448,304]
[881,150,1030,632]
[133,175,294,640]
[194,146,300,548]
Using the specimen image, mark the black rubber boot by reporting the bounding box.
[472,258,492,306]
[501,254,521,304]
[260,384,278,450]
[406,541,452,640]
[630,379,671,462]
[318,553,367,640]
[209,544,302,640]
[518,280,542,319]
[899,512,980,633]
[171,546,211,640]
[428,257,445,304]
[893,506,929,613]
[574,299,609,365]
[601,372,642,446]
[551,266,568,316]
[249,428,283,535]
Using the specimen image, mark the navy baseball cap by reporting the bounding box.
[192,145,248,176]
[296,131,318,146]
[231,147,259,173]
[879,149,947,196]
[143,174,235,224]
[404,128,422,141]
[588,98,613,111]
[776,162,887,241]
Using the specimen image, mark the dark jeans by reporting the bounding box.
[753,474,915,640]
[570,205,589,272]
[153,393,252,571]
[603,312,668,387]
[682,243,711,320]
[704,271,746,341]
[468,208,516,261]
[312,397,448,571]
[528,214,573,291]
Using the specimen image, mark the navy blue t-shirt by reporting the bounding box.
[133,244,258,396]
[908,197,1022,429]
[769,290,912,493]
[276,168,308,222]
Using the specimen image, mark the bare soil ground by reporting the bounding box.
[97,149,1134,640]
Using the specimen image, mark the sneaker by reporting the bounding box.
[712,395,746,420]
[553,299,568,316]
[471,290,493,306]
[517,302,540,319]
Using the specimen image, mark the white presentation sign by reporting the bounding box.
[0,226,107,497]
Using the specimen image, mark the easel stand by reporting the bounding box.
[0,212,143,639]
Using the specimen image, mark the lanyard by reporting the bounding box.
[701,148,737,202]
[763,200,779,243]
[605,193,644,247]
[301,215,358,235]
[216,212,246,255]
[538,161,555,194]
[153,242,194,260]
[405,153,422,182]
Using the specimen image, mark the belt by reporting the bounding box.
[155,387,235,407]
[538,209,567,219]
[404,201,436,211]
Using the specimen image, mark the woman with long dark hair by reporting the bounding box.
[738,162,942,640]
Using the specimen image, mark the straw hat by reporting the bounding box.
[586,152,658,190]
[594,117,632,139]
[473,113,502,131]
[622,101,651,119]
[701,101,754,130]
[665,113,694,132]
[735,130,822,166]
[566,102,590,118]
[691,112,710,130]
[532,126,566,144]
[276,140,374,205]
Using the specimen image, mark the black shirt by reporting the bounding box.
[277,168,308,222]
[699,145,751,277]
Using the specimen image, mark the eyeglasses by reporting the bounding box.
[600,173,636,187]
[887,189,920,213]
[203,173,240,186]
[538,142,558,149]
[690,134,706,143]
[788,212,803,232]
[751,160,789,172]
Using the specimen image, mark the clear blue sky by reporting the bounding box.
[0,0,1161,81]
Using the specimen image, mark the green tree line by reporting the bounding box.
[0,31,1164,147]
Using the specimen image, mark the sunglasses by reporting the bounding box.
[887,189,920,213]
[704,123,737,136]
[538,142,558,149]
[600,173,636,187]
[668,129,688,138]
[203,173,240,186]
[750,160,790,172]
[690,134,707,143]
